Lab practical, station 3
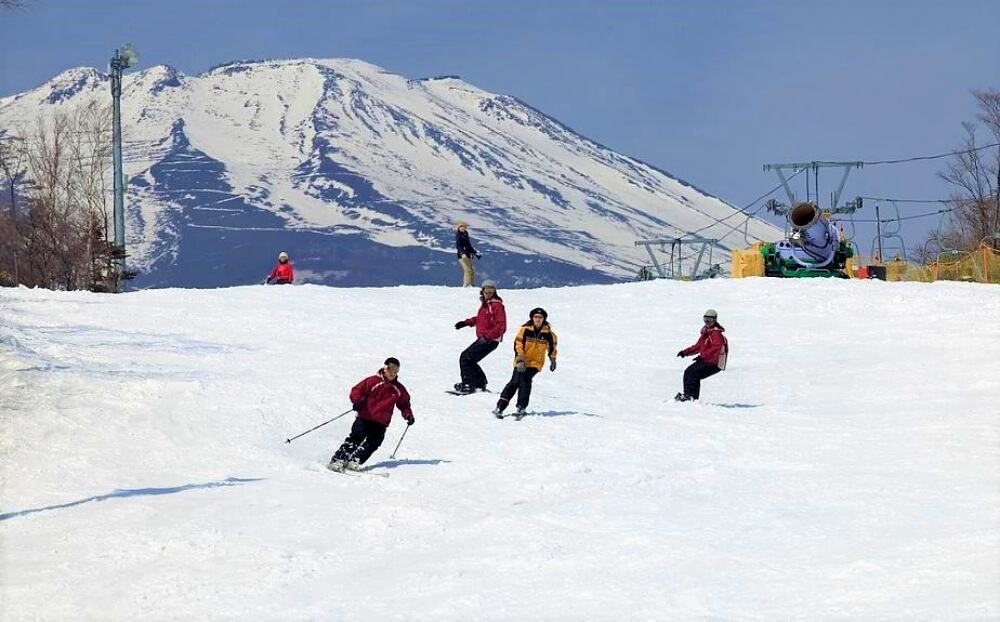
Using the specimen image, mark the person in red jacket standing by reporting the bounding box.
[453,279,507,394]
[675,309,728,402]
[329,357,414,472]
[265,251,294,285]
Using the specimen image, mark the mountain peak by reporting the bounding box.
[41,67,106,104]
[0,56,782,288]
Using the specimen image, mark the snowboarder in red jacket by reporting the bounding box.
[453,280,506,393]
[675,309,728,401]
[265,251,294,285]
[329,357,414,472]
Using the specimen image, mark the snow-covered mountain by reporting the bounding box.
[0,58,783,288]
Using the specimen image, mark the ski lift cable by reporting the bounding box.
[820,142,1000,167]
[688,168,807,238]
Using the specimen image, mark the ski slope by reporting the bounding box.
[1,279,998,620]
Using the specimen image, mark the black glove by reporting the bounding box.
[515,358,526,372]
[676,350,685,358]
[352,402,364,412]
[454,321,465,330]
[549,360,557,372]
[404,414,415,426]
[474,252,482,259]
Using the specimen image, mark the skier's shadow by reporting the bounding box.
[0,477,263,522]
[369,458,450,471]
[710,403,763,409]
[522,410,601,419]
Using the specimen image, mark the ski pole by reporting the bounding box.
[389,425,410,459]
[284,408,353,444]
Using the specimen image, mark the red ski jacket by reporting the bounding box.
[681,324,728,369]
[268,262,294,283]
[349,370,413,427]
[461,295,507,342]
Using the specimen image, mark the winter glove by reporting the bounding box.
[515,357,526,372]
[455,321,466,330]
[404,414,415,426]
[549,359,557,372]
[474,251,482,259]
[677,350,685,358]
[352,402,364,412]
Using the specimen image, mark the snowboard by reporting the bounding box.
[445,388,492,396]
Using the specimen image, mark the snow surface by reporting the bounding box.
[1,279,998,620]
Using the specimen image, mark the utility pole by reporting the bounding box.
[109,43,138,292]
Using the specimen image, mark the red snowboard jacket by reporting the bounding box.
[460,295,507,342]
[681,324,728,369]
[268,262,294,284]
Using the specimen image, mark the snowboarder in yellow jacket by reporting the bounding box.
[493,307,558,418]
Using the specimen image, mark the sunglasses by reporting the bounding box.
[703,317,716,321]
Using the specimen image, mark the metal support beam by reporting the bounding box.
[634,237,719,280]
[764,161,863,213]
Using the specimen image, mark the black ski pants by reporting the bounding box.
[497,367,539,412]
[333,417,387,465]
[683,359,721,400]
[459,338,499,389]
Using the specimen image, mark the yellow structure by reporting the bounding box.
[731,242,1000,284]
[730,242,765,278]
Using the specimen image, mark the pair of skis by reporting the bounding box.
[495,410,529,421]
[444,387,530,420]
[325,462,390,478]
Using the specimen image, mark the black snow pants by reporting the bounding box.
[496,367,540,412]
[682,359,721,400]
[333,417,387,465]
[459,338,499,389]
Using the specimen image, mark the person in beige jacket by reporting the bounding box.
[454,221,480,287]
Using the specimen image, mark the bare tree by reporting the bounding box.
[12,102,115,289]
[932,89,1000,254]
[0,136,27,284]
[66,102,115,289]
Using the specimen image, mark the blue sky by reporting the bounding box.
[2,0,998,256]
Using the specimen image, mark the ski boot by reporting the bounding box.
[345,460,363,472]
[492,407,503,419]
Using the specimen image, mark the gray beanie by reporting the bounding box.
[703,309,718,318]
[481,279,497,289]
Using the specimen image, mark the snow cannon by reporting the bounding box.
[761,202,853,278]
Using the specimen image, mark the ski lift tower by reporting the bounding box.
[110,43,138,292]
[634,236,719,280]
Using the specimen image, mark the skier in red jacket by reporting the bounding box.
[265,251,294,284]
[675,309,728,402]
[453,279,506,393]
[329,357,414,472]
